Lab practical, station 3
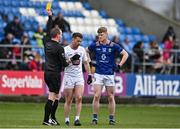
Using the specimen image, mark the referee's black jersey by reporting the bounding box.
[43,15,68,73]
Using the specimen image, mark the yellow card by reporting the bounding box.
[46,2,52,11]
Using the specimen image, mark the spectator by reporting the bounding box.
[147,41,164,73]
[19,55,29,70]
[133,41,145,62]
[121,37,133,72]
[12,43,21,59]
[112,35,123,48]
[4,16,24,39]
[33,26,46,47]
[133,41,145,72]
[0,33,14,59]
[34,53,43,71]
[27,55,38,71]
[163,36,174,64]
[21,33,31,46]
[122,37,133,54]
[162,26,176,43]
[54,12,71,33]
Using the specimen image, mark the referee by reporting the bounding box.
[42,10,69,126]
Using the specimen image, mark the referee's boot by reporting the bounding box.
[49,118,60,126]
[42,121,52,126]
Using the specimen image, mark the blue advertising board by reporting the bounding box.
[126,74,180,97]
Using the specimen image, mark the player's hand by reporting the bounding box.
[118,64,121,69]
[87,74,92,85]
[70,54,80,65]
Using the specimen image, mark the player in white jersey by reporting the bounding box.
[63,32,92,126]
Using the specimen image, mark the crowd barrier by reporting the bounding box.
[0,71,179,97]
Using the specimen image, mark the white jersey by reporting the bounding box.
[64,45,88,77]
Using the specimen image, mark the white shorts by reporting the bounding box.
[63,75,84,89]
[93,73,115,87]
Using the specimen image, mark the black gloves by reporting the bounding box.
[118,64,121,70]
[87,74,93,85]
[70,54,80,65]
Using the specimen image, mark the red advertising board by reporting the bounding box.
[0,71,45,95]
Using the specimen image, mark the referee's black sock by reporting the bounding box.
[51,99,59,119]
[43,99,53,122]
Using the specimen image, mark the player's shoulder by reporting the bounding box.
[77,46,86,53]
[78,46,86,50]
[109,41,117,46]
[110,41,122,48]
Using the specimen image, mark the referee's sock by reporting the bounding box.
[43,99,53,122]
[51,99,59,120]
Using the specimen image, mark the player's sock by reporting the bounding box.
[65,117,70,126]
[75,116,80,121]
[65,117,70,122]
[51,99,59,119]
[43,99,53,122]
[92,114,98,121]
[109,115,114,121]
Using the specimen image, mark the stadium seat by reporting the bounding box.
[12,1,19,7]
[100,19,108,26]
[120,34,126,42]
[118,27,126,34]
[116,19,125,27]
[84,18,93,25]
[134,35,142,42]
[148,35,156,41]
[76,17,85,25]
[99,10,108,18]
[107,18,116,26]
[132,27,141,35]
[85,26,94,34]
[63,32,71,41]
[82,2,92,10]
[30,40,37,46]
[28,31,35,39]
[126,35,134,42]
[142,35,150,42]
[92,18,100,26]
[125,27,133,34]
[74,2,84,11]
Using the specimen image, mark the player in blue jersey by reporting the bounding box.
[87,27,128,125]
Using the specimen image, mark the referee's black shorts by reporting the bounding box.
[44,71,61,94]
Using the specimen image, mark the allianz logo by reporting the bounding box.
[134,75,180,96]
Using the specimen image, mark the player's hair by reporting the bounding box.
[50,26,61,38]
[72,32,83,39]
[97,27,107,33]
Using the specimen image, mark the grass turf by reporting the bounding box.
[0,102,180,128]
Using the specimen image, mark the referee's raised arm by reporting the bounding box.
[46,10,53,36]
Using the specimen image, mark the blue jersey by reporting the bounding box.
[88,41,123,75]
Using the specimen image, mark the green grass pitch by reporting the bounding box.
[0,102,180,128]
